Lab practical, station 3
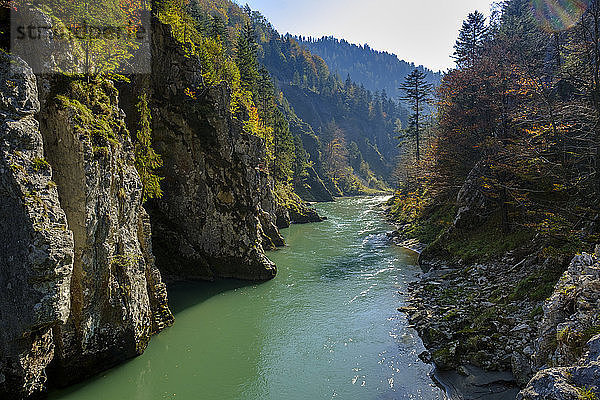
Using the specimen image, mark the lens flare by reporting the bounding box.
[530,0,590,31]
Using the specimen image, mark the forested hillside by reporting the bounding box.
[391,0,600,392]
[258,25,409,194]
[297,36,442,103]
[393,0,600,258]
[188,0,409,196]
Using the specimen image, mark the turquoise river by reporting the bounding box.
[50,196,444,400]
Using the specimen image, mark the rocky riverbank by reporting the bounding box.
[404,257,549,380]
[393,234,600,399]
[519,250,600,399]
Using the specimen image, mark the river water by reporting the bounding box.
[50,196,443,400]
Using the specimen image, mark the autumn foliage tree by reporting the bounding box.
[393,0,600,253]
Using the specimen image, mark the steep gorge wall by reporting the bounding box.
[0,51,174,397]
[38,78,174,386]
[0,53,74,399]
[146,19,281,281]
[0,7,315,398]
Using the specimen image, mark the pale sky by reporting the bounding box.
[243,0,495,71]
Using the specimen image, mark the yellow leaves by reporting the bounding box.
[158,0,210,57]
[58,0,151,73]
[524,124,553,139]
[118,0,148,27]
[244,104,260,131]
[242,104,274,161]
[184,87,197,99]
[391,189,430,224]
[329,138,345,149]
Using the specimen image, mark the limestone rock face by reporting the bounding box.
[1,6,326,398]
[258,178,287,247]
[519,335,600,400]
[38,79,174,386]
[294,166,334,203]
[0,53,74,398]
[269,183,326,229]
[519,251,600,399]
[518,368,581,400]
[288,204,325,224]
[147,20,279,281]
[453,160,495,231]
[535,251,600,368]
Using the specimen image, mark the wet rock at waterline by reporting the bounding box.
[433,364,520,400]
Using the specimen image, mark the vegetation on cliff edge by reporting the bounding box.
[392,0,600,263]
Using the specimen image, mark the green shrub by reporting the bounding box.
[133,93,163,202]
[32,157,50,171]
[578,387,598,400]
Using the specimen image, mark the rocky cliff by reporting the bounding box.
[519,250,600,399]
[0,53,74,399]
[145,19,281,281]
[293,166,335,203]
[0,5,327,397]
[39,76,175,386]
[520,335,600,400]
[0,51,175,398]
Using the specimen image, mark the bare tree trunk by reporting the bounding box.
[500,186,509,233]
[554,32,562,69]
[415,83,420,163]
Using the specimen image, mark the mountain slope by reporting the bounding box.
[251,9,408,192]
[297,36,442,102]
[191,0,408,195]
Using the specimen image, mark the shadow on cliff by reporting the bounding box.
[166,280,255,315]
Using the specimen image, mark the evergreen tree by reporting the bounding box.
[243,3,252,17]
[345,74,353,89]
[185,0,207,34]
[256,67,275,121]
[236,22,259,91]
[399,69,433,162]
[453,10,488,68]
[272,109,296,182]
[210,15,227,42]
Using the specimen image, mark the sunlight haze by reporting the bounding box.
[242,0,496,71]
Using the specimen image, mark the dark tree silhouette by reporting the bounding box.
[399,69,433,162]
[453,10,488,68]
